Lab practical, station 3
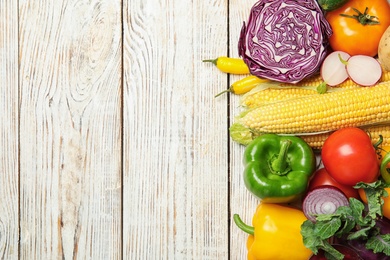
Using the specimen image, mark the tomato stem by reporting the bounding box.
[373,134,384,150]
[340,7,380,25]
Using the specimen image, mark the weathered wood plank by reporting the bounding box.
[229,1,259,259]
[123,0,229,258]
[18,1,122,259]
[0,1,19,259]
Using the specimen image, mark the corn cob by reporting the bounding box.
[241,70,390,108]
[236,82,390,135]
[300,125,390,150]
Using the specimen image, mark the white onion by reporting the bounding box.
[346,55,382,86]
[320,51,350,86]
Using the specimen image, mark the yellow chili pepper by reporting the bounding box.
[234,203,312,260]
[215,75,269,97]
[203,56,250,74]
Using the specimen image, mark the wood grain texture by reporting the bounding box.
[229,1,260,259]
[0,0,270,258]
[123,0,230,258]
[18,1,122,259]
[0,1,19,259]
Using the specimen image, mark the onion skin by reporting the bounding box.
[303,185,349,222]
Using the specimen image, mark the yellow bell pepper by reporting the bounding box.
[234,203,312,260]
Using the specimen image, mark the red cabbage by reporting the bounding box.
[238,0,332,83]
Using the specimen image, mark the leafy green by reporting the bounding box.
[300,180,390,259]
[366,234,390,255]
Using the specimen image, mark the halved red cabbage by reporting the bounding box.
[238,0,332,83]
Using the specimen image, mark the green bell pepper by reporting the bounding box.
[243,134,316,203]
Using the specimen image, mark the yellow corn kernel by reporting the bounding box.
[381,69,390,82]
[242,87,317,108]
[300,125,390,150]
[238,82,390,134]
[241,70,390,108]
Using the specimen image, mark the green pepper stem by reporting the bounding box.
[381,152,390,184]
[271,139,292,175]
[233,214,254,235]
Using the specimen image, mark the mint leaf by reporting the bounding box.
[323,249,344,260]
[366,234,390,256]
[301,220,321,254]
[347,226,372,240]
[335,217,355,236]
[334,205,352,217]
[354,181,388,218]
[349,198,370,226]
[322,246,344,260]
[315,218,342,240]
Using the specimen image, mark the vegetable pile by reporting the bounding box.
[204,0,390,259]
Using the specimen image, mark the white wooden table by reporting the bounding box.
[0,0,259,259]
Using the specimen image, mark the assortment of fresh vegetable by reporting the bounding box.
[301,181,390,259]
[204,0,390,259]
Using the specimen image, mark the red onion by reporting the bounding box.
[303,185,349,222]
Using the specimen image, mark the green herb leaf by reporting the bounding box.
[354,181,388,218]
[349,198,369,226]
[335,217,355,236]
[301,180,390,258]
[315,218,342,240]
[323,246,345,260]
[301,220,321,254]
[347,226,372,240]
[366,234,390,256]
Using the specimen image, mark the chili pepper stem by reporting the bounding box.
[270,139,292,175]
[202,58,217,65]
[233,214,254,235]
[215,88,231,98]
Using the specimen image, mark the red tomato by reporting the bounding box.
[321,127,380,186]
[308,168,360,199]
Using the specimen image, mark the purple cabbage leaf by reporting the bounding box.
[239,0,332,83]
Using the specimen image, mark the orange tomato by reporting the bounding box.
[326,0,390,56]
[359,187,390,219]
